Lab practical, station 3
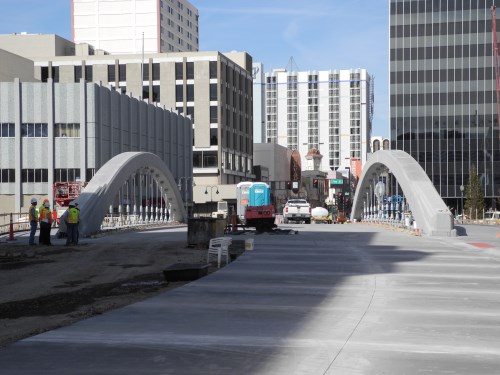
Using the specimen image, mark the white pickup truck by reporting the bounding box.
[283,199,311,224]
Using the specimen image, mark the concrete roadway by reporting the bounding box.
[1,223,500,374]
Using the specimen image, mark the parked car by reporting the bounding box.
[283,199,311,224]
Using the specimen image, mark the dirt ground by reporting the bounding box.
[0,230,221,347]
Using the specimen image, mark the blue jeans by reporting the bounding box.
[29,221,38,245]
[67,223,79,245]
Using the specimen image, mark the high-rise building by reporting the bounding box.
[261,67,373,171]
[72,0,199,54]
[390,0,500,208]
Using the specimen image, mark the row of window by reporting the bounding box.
[0,123,80,138]
[390,115,497,130]
[0,168,93,183]
[390,20,494,39]
[391,67,494,84]
[391,43,493,62]
[390,91,496,107]
[390,0,491,14]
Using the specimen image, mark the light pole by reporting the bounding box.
[460,184,464,224]
[178,177,193,218]
[205,185,219,213]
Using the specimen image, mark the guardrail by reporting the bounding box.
[0,212,32,236]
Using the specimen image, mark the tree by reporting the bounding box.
[464,165,485,219]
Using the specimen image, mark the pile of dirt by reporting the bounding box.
[0,239,217,347]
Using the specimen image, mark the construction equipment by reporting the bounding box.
[53,181,86,222]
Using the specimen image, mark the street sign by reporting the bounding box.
[330,179,343,185]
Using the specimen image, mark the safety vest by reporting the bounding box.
[39,207,53,224]
[67,207,80,224]
[29,205,38,222]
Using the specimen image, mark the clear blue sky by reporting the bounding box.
[0,0,389,137]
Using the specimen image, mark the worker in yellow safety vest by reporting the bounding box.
[28,198,38,245]
[38,199,53,245]
[65,201,80,246]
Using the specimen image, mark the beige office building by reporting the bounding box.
[72,0,199,54]
[0,34,253,208]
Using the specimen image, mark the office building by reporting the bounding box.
[0,79,192,213]
[72,0,199,54]
[0,34,253,209]
[390,0,500,207]
[262,68,373,172]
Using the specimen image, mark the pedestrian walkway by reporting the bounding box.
[1,223,500,374]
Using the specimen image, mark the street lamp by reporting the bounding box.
[178,177,193,218]
[460,184,464,224]
[205,185,219,203]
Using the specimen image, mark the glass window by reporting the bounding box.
[143,63,149,81]
[75,66,83,82]
[210,83,217,101]
[210,128,218,145]
[209,61,217,78]
[85,65,93,82]
[210,106,218,123]
[107,65,115,82]
[175,62,183,80]
[186,84,194,101]
[152,85,160,102]
[0,169,15,183]
[186,62,194,79]
[119,64,126,81]
[203,151,217,167]
[152,63,160,80]
[193,152,202,167]
[41,66,49,82]
[175,85,183,102]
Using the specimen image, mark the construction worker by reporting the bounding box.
[28,198,38,245]
[38,199,53,245]
[66,201,80,246]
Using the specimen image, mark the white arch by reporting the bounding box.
[76,152,186,236]
[351,150,456,237]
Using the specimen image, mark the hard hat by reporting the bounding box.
[43,199,49,204]
[31,198,37,204]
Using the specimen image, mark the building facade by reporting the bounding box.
[390,0,500,207]
[262,68,373,173]
[0,79,192,213]
[72,0,199,54]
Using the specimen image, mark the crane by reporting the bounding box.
[491,4,500,134]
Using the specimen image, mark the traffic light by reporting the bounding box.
[337,192,344,210]
[313,179,319,188]
[345,197,350,209]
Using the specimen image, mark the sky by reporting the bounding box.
[0,0,389,137]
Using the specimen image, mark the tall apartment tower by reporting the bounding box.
[72,0,199,54]
[263,68,373,171]
[390,0,500,207]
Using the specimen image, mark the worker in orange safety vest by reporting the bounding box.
[38,199,53,245]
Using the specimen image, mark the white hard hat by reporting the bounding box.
[31,198,37,204]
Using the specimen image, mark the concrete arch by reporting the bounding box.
[351,150,456,237]
[76,152,186,236]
